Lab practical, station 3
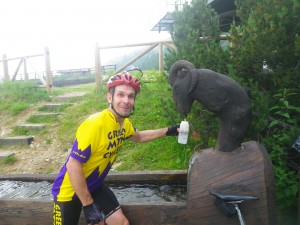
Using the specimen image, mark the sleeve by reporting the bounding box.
[69,120,97,163]
[124,119,136,139]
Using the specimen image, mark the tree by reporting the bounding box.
[229,0,300,212]
[165,0,229,73]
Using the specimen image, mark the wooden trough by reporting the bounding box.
[0,141,277,225]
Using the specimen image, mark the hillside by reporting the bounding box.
[0,77,192,175]
[0,93,88,174]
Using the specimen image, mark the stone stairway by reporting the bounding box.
[0,92,87,160]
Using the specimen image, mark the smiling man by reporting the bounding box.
[52,71,180,225]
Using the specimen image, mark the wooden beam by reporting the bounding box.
[26,57,47,86]
[0,170,187,183]
[98,40,173,50]
[115,43,159,74]
[11,58,24,81]
[0,54,43,62]
[163,42,177,52]
[0,199,186,225]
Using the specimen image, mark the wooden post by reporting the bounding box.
[2,54,9,81]
[44,47,52,94]
[158,43,163,73]
[95,42,102,90]
[23,58,28,80]
[163,42,177,52]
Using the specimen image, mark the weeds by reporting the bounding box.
[0,154,17,165]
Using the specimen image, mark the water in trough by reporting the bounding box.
[0,180,187,203]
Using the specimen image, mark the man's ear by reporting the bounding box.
[107,92,112,104]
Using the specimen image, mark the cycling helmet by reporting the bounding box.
[107,72,141,93]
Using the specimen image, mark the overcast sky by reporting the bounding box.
[0,0,172,76]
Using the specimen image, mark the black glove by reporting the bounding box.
[166,125,180,136]
[83,203,105,225]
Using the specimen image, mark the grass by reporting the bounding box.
[0,80,50,115]
[0,154,17,165]
[0,71,201,171]
[26,114,60,124]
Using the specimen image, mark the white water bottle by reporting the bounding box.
[178,121,189,144]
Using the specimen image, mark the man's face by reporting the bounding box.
[107,84,136,118]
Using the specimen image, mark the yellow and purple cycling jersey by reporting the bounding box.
[52,109,136,202]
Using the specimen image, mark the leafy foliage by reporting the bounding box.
[165,0,230,73]
[263,89,300,209]
[231,0,300,94]
[164,0,300,215]
[229,0,300,210]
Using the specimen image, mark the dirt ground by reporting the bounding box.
[0,94,84,175]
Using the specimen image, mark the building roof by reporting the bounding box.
[151,0,238,33]
[151,12,174,32]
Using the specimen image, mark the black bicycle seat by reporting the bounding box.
[210,191,259,202]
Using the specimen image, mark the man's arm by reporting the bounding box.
[129,127,169,143]
[66,157,93,206]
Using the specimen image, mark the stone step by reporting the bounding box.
[0,151,14,160]
[0,136,34,146]
[42,103,73,110]
[31,112,61,117]
[55,92,87,101]
[43,103,64,109]
[18,124,45,131]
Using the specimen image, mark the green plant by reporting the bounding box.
[38,103,73,112]
[12,126,31,136]
[165,0,230,73]
[10,102,29,115]
[1,154,17,165]
[46,139,52,145]
[27,115,59,124]
[263,89,300,209]
[0,81,49,115]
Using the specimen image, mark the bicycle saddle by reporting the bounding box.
[210,191,259,202]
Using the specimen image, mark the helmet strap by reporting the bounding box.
[111,103,134,118]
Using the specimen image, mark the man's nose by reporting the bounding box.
[123,96,130,103]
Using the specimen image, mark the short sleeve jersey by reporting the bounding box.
[52,109,136,202]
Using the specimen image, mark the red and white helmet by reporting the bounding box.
[107,72,141,93]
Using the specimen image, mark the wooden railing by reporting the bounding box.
[0,47,53,94]
[94,40,176,89]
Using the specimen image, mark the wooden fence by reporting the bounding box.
[0,47,53,94]
[95,40,176,89]
[1,41,177,93]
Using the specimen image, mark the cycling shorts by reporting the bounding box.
[53,183,121,225]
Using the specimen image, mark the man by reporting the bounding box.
[52,72,179,225]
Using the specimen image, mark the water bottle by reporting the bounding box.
[178,120,189,144]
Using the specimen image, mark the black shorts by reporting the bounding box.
[53,183,120,225]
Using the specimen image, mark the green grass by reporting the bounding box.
[0,81,50,115]
[0,154,17,165]
[37,103,73,112]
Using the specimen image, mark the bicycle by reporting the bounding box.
[210,191,258,225]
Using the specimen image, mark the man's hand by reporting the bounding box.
[166,125,180,136]
[83,203,105,225]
